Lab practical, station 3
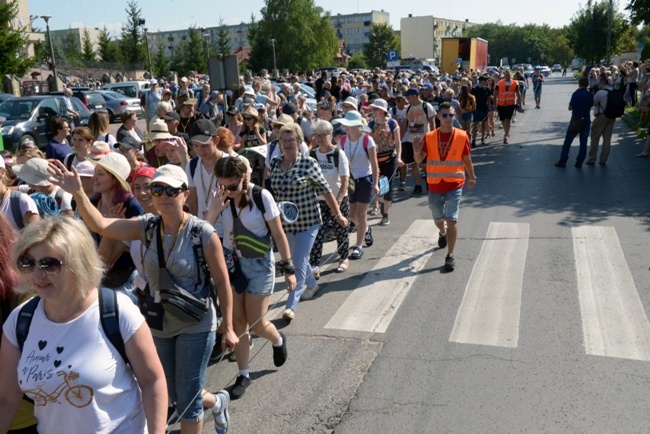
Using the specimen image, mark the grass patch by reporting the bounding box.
[623,106,647,138]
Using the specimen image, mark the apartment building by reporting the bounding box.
[401,15,476,64]
[147,23,249,58]
[49,27,101,55]
[329,10,390,54]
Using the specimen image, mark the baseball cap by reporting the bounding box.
[189,118,218,144]
[404,88,420,97]
[163,111,180,122]
[423,83,434,89]
[379,83,389,91]
[116,135,141,151]
[152,164,188,188]
[150,79,158,85]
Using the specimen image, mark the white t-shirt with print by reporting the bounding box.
[313,148,350,199]
[218,183,280,255]
[3,293,147,434]
[402,102,436,143]
[340,134,376,179]
[0,190,39,230]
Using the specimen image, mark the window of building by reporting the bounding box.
[354,16,359,23]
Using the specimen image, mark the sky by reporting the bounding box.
[28,0,630,34]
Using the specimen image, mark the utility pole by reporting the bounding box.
[40,16,59,91]
[606,0,613,65]
[139,19,153,78]
[270,38,277,74]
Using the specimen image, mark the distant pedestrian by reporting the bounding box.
[587,76,616,166]
[555,77,594,168]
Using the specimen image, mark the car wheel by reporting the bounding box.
[19,134,37,149]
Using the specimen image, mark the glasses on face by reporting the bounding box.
[223,180,241,192]
[151,185,187,197]
[281,139,297,145]
[314,133,328,139]
[440,113,455,119]
[243,116,255,121]
[17,255,64,275]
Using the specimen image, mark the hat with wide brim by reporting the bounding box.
[12,158,54,186]
[332,110,371,132]
[271,114,294,127]
[369,98,389,113]
[89,152,132,192]
[149,119,174,141]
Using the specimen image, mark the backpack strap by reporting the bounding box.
[54,188,65,209]
[16,296,41,351]
[251,185,271,234]
[189,156,200,180]
[333,148,340,170]
[362,134,370,156]
[10,190,24,230]
[189,224,215,297]
[98,287,129,365]
[268,140,278,161]
[422,102,429,119]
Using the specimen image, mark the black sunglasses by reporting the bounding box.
[17,255,64,275]
[440,113,455,118]
[223,180,241,192]
[151,185,187,197]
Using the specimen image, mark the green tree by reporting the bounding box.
[348,52,367,69]
[97,27,120,63]
[62,31,83,67]
[120,0,146,66]
[152,43,169,79]
[547,33,575,65]
[215,19,231,57]
[81,28,96,62]
[249,0,337,73]
[187,27,207,73]
[627,0,650,25]
[364,23,399,68]
[568,0,629,63]
[0,1,35,76]
[170,39,190,77]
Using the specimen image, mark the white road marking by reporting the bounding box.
[324,220,437,333]
[572,226,650,361]
[449,222,530,348]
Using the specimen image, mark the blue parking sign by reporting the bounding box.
[387,50,398,61]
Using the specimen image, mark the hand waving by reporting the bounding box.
[48,160,83,196]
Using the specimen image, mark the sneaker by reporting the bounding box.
[336,259,349,272]
[364,227,373,247]
[273,332,288,367]
[212,390,230,434]
[282,308,294,322]
[411,185,423,196]
[350,246,363,260]
[438,232,447,249]
[229,375,252,400]
[399,181,406,191]
[301,283,320,300]
[379,215,390,226]
[445,254,455,272]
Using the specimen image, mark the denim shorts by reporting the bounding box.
[428,187,463,221]
[239,250,275,296]
[461,112,473,122]
[350,175,374,204]
[153,331,215,423]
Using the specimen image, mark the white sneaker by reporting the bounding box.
[282,309,295,321]
[301,283,320,300]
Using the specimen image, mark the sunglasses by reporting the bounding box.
[151,185,187,197]
[223,180,241,192]
[17,255,64,275]
[440,113,455,118]
[243,116,255,121]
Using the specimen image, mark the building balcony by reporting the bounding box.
[363,20,371,26]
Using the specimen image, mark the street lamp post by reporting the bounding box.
[40,15,59,91]
[143,27,153,79]
[270,38,277,74]
[606,0,613,65]
[201,27,210,69]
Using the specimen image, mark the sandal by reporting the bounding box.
[350,246,363,260]
[336,259,349,272]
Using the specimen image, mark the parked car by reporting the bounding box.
[272,84,317,112]
[0,96,90,151]
[49,89,106,113]
[100,81,151,99]
[0,93,16,104]
[539,66,551,77]
[95,90,142,122]
[552,64,562,72]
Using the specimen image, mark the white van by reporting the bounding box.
[100,81,150,99]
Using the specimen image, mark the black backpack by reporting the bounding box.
[602,89,626,119]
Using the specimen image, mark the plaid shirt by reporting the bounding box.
[270,154,332,233]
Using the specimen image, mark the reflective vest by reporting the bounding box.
[425,129,467,184]
[497,80,518,106]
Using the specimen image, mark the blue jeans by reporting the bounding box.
[559,122,590,165]
[153,331,216,422]
[285,224,319,311]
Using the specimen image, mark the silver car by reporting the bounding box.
[96,90,142,123]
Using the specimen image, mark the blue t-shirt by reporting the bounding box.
[569,88,594,124]
[46,139,73,162]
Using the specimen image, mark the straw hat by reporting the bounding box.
[89,152,132,192]
[89,141,112,160]
[149,119,174,141]
[12,158,53,186]
[242,106,260,122]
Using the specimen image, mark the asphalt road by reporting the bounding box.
[160,75,650,433]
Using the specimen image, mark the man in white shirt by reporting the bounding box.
[587,76,616,166]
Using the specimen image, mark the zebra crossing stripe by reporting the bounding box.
[573,226,650,361]
[324,220,436,333]
[449,222,530,348]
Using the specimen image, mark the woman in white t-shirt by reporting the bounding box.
[63,126,94,170]
[0,217,167,433]
[205,157,295,400]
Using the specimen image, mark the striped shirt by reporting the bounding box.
[269,154,332,233]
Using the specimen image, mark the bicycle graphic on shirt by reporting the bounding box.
[23,371,94,408]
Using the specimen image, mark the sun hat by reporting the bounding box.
[342,97,358,110]
[181,77,188,83]
[152,164,188,188]
[76,160,95,178]
[149,120,174,141]
[89,152,132,192]
[89,141,113,159]
[189,118,218,144]
[243,86,255,96]
[369,98,389,113]
[332,111,370,132]
[242,106,260,121]
[271,114,294,127]
[226,106,239,116]
[115,135,141,151]
[12,158,54,186]
[181,98,197,107]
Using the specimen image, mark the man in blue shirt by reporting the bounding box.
[555,77,594,168]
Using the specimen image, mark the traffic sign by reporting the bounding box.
[387,60,400,68]
[387,50,398,61]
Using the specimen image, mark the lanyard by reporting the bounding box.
[159,213,187,266]
[199,161,216,207]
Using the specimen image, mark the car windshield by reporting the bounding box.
[0,100,37,120]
